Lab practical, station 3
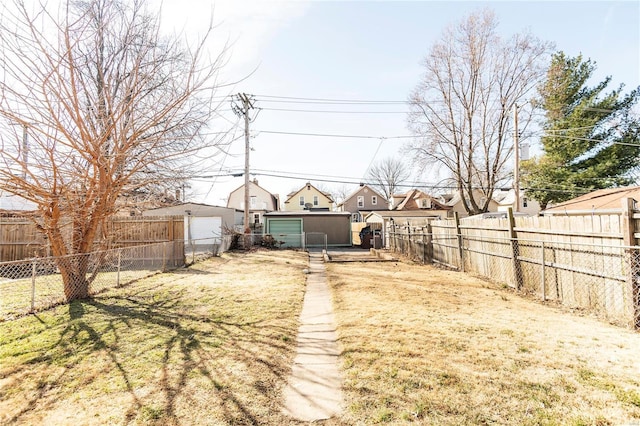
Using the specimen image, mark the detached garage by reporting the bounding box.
[143,203,238,251]
[263,211,352,248]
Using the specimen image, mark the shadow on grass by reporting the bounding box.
[3,277,300,425]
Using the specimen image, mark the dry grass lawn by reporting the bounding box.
[0,250,309,425]
[2,250,640,425]
[326,260,640,425]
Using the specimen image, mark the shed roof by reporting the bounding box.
[264,211,350,217]
[365,210,444,219]
[143,202,237,217]
[542,186,640,214]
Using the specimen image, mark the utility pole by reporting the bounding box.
[232,93,256,248]
[513,104,520,213]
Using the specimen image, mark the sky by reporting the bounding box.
[157,0,640,206]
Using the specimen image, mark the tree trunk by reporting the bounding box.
[58,254,90,301]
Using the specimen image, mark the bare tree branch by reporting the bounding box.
[406,9,552,215]
[0,0,230,300]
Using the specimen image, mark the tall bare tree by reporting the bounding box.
[365,156,410,201]
[0,0,228,300]
[406,9,551,215]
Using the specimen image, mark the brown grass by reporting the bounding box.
[326,260,640,425]
[2,250,640,425]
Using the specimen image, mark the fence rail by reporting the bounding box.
[388,206,640,330]
[0,241,185,320]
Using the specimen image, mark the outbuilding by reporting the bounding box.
[143,203,240,251]
[263,211,352,248]
[364,210,444,249]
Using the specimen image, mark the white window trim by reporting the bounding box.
[313,195,319,206]
[357,196,364,208]
[299,196,305,206]
[372,196,377,205]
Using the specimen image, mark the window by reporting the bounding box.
[372,196,377,205]
[299,196,305,206]
[523,197,528,208]
[250,196,257,208]
[351,213,360,222]
[313,195,319,206]
[420,198,431,209]
[357,196,364,208]
[254,213,260,224]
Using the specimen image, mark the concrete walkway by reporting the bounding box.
[282,250,343,422]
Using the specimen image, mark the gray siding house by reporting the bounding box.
[337,185,388,222]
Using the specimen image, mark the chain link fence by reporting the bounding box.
[390,227,640,329]
[184,236,233,264]
[0,241,185,320]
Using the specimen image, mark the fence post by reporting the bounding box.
[30,259,37,312]
[407,226,412,259]
[116,250,122,287]
[454,212,464,272]
[621,197,639,329]
[541,241,546,301]
[425,222,433,264]
[162,242,167,272]
[507,207,524,291]
[390,222,395,252]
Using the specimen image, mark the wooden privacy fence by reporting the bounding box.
[388,200,640,329]
[0,215,184,264]
[0,217,48,260]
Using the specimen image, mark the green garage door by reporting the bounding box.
[266,218,303,248]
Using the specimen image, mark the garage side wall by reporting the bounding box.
[303,215,351,246]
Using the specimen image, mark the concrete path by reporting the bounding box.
[282,250,343,422]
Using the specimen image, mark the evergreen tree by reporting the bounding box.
[522,52,640,209]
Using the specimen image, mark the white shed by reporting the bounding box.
[143,203,238,250]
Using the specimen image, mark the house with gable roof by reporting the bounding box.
[363,189,450,248]
[390,189,450,217]
[283,182,334,211]
[337,184,387,222]
[437,189,500,218]
[227,179,279,229]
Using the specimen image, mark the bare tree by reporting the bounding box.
[366,157,410,201]
[331,184,352,206]
[0,0,228,300]
[406,9,551,215]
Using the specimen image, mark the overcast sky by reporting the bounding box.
[157,0,640,206]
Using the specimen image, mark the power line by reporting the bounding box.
[259,107,408,114]
[256,99,407,106]
[538,133,640,147]
[256,130,414,139]
[190,169,597,196]
[254,94,407,104]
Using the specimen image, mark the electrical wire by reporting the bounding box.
[258,107,408,114]
[256,130,415,139]
[254,94,407,104]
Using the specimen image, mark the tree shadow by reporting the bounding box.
[3,276,301,425]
